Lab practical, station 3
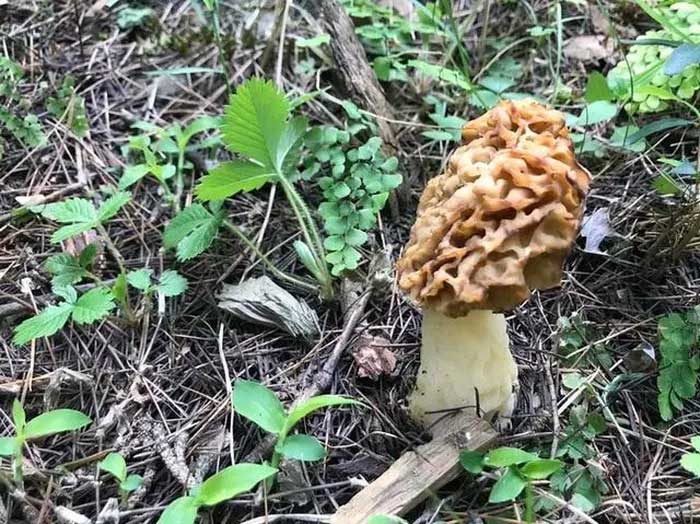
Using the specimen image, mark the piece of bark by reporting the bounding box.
[331,413,497,523]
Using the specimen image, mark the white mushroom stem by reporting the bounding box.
[408,309,519,427]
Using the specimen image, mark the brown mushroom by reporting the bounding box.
[397,99,590,426]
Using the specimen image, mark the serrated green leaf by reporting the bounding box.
[222,78,289,168]
[52,222,96,243]
[53,285,77,303]
[286,395,358,431]
[278,434,326,461]
[485,447,538,467]
[163,203,223,261]
[157,496,199,524]
[45,253,89,286]
[98,191,131,221]
[127,269,153,291]
[0,437,15,456]
[195,463,277,506]
[119,164,151,189]
[121,473,143,492]
[78,244,98,267]
[13,302,74,345]
[232,380,286,434]
[100,452,127,482]
[72,288,115,324]
[489,466,526,503]
[24,409,91,439]
[196,160,274,200]
[157,270,187,297]
[40,198,97,223]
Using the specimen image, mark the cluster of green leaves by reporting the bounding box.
[99,452,144,504]
[557,315,613,369]
[163,201,224,261]
[421,95,466,142]
[680,435,700,476]
[157,463,276,524]
[125,268,187,298]
[608,1,700,114]
[303,109,401,275]
[340,0,446,82]
[0,57,46,149]
[47,76,89,137]
[0,399,91,485]
[232,380,358,473]
[460,447,561,521]
[657,308,700,421]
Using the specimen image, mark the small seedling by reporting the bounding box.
[157,463,276,524]
[0,399,91,486]
[0,57,46,148]
[460,447,562,523]
[232,380,358,482]
[126,269,187,301]
[99,452,143,505]
[47,76,89,137]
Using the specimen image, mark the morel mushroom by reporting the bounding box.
[397,99,590,426]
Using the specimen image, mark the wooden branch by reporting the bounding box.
[331,413,497,524]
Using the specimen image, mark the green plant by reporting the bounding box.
[420,94,466,142]
[557,315,613,369]
[116,6,154,30]
[0,399,91,486]
[119,117,219,211]
[99,452,144,504]
[0,57,46,148]
[367,516,409,524]
[657,308,700,420]
[302,110,401,275]
[681,435,700,476]
[157,463,276,524]
[47,76,89,137]
[194,78,334,298]
[608,1,700,114]
[232,380,358,485]
[460,447,562,523]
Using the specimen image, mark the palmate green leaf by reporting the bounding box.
[157,496,199,524]
[156,270,187,297]
[0,437,15,456]
[13,302,73,345]
[484,447,538,467]
[72,288,115,324]
[278,434,326,461]
[163,203,223,261]
[127,268,153,291]
[222,78,289,168]
[232,380,286,434]
[98,191,131,221]
[24,409,91,439]
[488,466,526,503]
[286,394,358,431]
[100,452,127,482]
[196,160,274,200]
[195,463,277,506]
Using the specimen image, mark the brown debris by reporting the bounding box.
[352,335,397,379]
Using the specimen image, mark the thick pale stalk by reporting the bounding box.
[408,309,518,427]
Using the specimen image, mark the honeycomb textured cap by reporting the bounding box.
[396,99,591,316]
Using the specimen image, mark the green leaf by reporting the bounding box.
[682,452,700,476]
[40,198,97,223]
[163,203,223,261]
[459,450,484,474]
[489,466,526,503]
[196,160,274,200]
[100,452,127,482]
[72,288,115,324]
[664,44,700,75]
[45,253,88,286]
[484,447,538,467]
[222,78,289,168]
[232,380,286,434]
[296,34,330,48]
[12,399,25,432]
[691,436,700,452]
[24,409,91,439]
[624,118,692,146]
[278,434,326,461]
[118,164,151,189]
[78,244,98,267]
[112,272,128,307]
[157,270,188,297]
[98,191,131,222]
[293,240,324,281]
[0,437,15,456]
[574,101,618,126]
[127,269,153,291]
[183,115,220,142]
[52,223,97,243]
[195,463,277,506]
[121,473,143,492]
[285,395,358,431]
[520,459,562,480]
[157,496,199,524]
[585,71,615,103]
[408,59,472,91]
[562,372,585,389]
[345,229,368,247]
[367,517,408,524]
[13,302,74,345]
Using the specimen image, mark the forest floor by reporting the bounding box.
[2,1,700,523]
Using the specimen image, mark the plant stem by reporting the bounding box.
[524,481,535,524]
[12,440,23,488]
[208,1,232,96]
[222,220,317,292]
[95,224,136,323]
[173,146,186,213]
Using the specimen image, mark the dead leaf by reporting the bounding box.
[352,335,397,379]
[564,35,612,62]
[581,208,617,254]
[16,194,47,207]
[590,5,611,35]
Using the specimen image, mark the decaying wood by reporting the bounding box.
[331,413,497,524]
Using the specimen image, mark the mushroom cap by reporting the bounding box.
[397,99,590,317]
